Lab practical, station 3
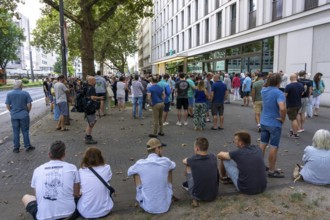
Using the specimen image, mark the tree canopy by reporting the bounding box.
[0,12,25,70]
[37,0,153,79]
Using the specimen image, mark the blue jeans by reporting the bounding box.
[11,116,31,149]
[223,160,239,191]
[133,96,143,118]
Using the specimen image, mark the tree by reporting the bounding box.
[0,12,25,70]
[0,0,24,26]
[41,0,153,79]
[53,57,62,73]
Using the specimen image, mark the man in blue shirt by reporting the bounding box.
[147,76,165,138]
[157,74,172,125]
[260,73,286,178]
[242,73,252,106]
[5,80,35,153]
[210,74,228,130]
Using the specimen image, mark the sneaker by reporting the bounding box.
[297,129,305,133]
[176,121,182,126]
[181,181,189,191]
[183,121,188,126]
[26,146,36,152]
[158,132,165,136]
[13,148,19,153]
[268,170,284,178]
[206,118,211,122]
[85,139,98,144]
[148,134,157,138]
[289,133,300,139]
[163,122,169,126]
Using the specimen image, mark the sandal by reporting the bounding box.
[220,176,233,184]
[56,127,61,130]
[268,170,284,178]
[60,128,69,131]
[211,127,217,130]
[218,127,224,130]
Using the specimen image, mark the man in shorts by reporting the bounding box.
[22,141,80,220]
[175,73,190,126]
[260,73,286,178]
[95,70,107,116]
[182,137,219,207]
[127,138,176,214]
[186,74,196,117]
[85,76,104,144]
[242,72,252,106]
[218,131,267,195]
[297,70,313,132]
[210,74,228,130]
[204,72,213,122]
[54,75,70,131]
[285,73,304,138]
[252,73,264,132]
[158,74,172,125]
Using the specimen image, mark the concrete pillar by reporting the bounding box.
[283,0,293,17]
[273,35,280,72]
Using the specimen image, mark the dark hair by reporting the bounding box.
[151,76,158,83]
[179,72,186,79]
[313,72,322,90]
[134,74,139,80]
[163,73,170,80]
[119,76,125,82]
[49,141,66,159]
[266,73,282,87]
[194,137,209,151]
[234,131,251,146]
[57,75,65,81]
[96,70,101,76]
[81,147,105,168]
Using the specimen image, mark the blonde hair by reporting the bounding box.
[197,80,205,91]
[312,129,330,150]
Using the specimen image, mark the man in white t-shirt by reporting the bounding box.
[22,141,80,220]
[127,138,176,214]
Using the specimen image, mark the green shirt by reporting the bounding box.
[186,78,195,98]
[252,80,264,102]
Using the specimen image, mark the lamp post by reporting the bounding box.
[27,19,35,82]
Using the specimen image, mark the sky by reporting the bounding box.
[17,0,44,30]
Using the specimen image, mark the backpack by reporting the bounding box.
[75,83,100,114]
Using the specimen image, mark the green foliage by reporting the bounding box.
[22,78,29,84]
[53,58,62,74]
[0,0,24,26]
[0,11,25,69]
[68,63,74,76]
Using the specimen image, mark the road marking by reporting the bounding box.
[0,97,45,116]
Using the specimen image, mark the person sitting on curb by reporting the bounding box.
[127,138,176,214]
[22,141,80,220]
[182,137,219,207]
[218,131,267,195]
[298,129,330,185]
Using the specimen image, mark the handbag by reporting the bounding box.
[88,167,115,199]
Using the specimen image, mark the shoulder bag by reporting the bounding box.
[88,167,115,199]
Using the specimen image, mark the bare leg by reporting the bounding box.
[291,119,299,134]
[22,194,36,208]
[183,110,188,122]
[268,148,278,172]
[259,143,267,157]
[133,174,142,186]
[213,116,218,129]
[219,115,224,128]
[219,160,227,177]
[177,109,182,122]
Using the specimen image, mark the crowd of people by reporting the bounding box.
[4,69,329,219]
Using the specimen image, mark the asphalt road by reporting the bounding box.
[0,87,48,143]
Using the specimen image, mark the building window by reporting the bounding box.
[205,18,209,43]
[249,0,256,29]
[177,35,179,52]
[304,0,318,10]
[195,0,199,21]
[231,4,236,35]
[216,11,222,39]
[181,11,184,29]
[188,28,192,49]
[176,16,178,33]
[196,23,200,46]
[188,5,191,26]
[205,0,209,15]
[215,0,219,9]
[272,0,283,21]
[182,32,185,51]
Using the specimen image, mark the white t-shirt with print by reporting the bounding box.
[127,153,176,214]
[31,160,80,220]
[77,164,113,218]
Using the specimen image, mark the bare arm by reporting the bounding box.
[73,183,80,198]
[252,88,256,102]
[6,104,10,111]
[210,91,214,100]
[168,170,173,184]
[217,152,231,160]
[27,103,32,112]
[278,102,287,123]
[182,158,188,165]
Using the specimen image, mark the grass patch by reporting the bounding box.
[290,192,306,203]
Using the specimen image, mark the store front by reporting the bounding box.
[187,37,274,74]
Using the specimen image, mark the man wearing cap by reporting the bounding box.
[182,137,219,207]
[297,70,313,133]
[127,138,176,214]
[251,73,264,132]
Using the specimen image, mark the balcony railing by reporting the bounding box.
[305,0,319,11]
[249,11,256,29]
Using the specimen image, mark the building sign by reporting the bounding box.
[166,49,176,57]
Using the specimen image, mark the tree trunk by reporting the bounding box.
[80,27,95,79]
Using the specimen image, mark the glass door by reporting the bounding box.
[227,58,241,74]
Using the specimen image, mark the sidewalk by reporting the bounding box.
[0,100,329,219]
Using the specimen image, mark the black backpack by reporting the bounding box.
[75,83,88,113]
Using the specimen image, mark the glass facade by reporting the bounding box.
[185,37,274,74]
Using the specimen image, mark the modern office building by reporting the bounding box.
[137,8,153,74]
[150,0,330,104]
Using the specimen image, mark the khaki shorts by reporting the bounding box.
[253,101,262,114]
[299,98,308,114]
[287,107,300,121]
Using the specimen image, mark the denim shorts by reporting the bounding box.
[58,102,69,116]
[163,102,170,112]
[188,97,195,107]
[223,160,239,191]
[260,124,282,148]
